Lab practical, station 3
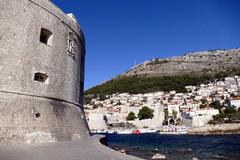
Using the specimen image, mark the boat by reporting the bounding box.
[93,128,158,135]
[131,129,141,134]
[91,129,109,134]
[140,128,157,133]
[158,125,188,135]
[106,130,117,134]
[118,128,157,134]
[116,130,132,134]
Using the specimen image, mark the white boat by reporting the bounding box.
[116,128,157,134]
[91,129,108,134]
[106,130,117,134]
[139,128,157,133]
[93,128,158,134]
[158,125,188,135]
[116,130,132,134]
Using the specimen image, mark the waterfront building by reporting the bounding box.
[230,97,240,109]
[86,108,108,131]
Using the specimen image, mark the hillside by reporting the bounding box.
[85,49,240,95]
[125,48,240,77]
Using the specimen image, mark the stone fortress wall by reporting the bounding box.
[0,0,90,144]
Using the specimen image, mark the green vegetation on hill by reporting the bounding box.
[209,104,240,124]
[126,112,137,121]
[138,106,154,120]
[85,68,240,95]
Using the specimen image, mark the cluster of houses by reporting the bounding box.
[84,76,240,131]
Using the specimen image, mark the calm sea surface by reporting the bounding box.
[104,133,240,160]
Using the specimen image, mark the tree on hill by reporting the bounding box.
[172,110,178,119]
[164,109,169,120]
[210,100,222,110]
[126,112,137,121]
[208,105,240,124]
[162,109,169,125]
[85,68,240,95]
[201,98,208,105]
[176,118,182,125]
[225,105,237,115]
[138,106,154,120]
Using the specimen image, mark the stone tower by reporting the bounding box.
[0,0,90,144]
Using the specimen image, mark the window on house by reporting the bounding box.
[34,72,49,83]
[40,28,53,46]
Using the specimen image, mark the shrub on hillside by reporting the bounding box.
[126,112,137,121]
[137,106,154,120]
[85,69,240,95]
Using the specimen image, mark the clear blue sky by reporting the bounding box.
[52,0,240,90]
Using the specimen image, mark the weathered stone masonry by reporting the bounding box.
[0,0,90,144]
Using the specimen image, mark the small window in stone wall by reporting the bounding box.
[67,32,76,58]
[35,113,41,118]
[40,28,53,46]
[34,72,49,83]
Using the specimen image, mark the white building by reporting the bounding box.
[87,108,107,131]
[185,108,219,127]
[185,108,219,117]
[129,104,164,129]
[230,98,240,109]
[167,104,180,118]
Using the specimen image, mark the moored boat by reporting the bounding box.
[116,130,132,134]
[132,129,141,134]
[158,125,188,135]
[140,128,157,133]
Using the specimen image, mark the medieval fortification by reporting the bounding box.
[0,0,90,144]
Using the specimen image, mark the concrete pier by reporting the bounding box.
[0,135,142,160]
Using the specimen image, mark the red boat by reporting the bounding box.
[131,129,141,134]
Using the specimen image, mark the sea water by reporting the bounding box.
[105,133,240,160]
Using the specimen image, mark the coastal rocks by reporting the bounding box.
[188,123,240,134]
[111,146,128,154]
[119,149,127,154]
[116,149,128,154]
[152,153,166,159]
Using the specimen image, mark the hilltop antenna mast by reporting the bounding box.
[134,58,136,66]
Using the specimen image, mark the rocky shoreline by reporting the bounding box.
[188,123,240,135]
